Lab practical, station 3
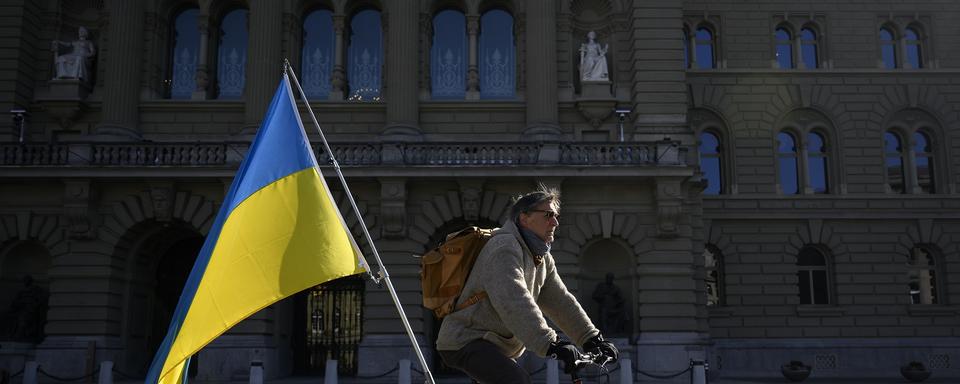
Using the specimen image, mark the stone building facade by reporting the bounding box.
[0,0,957,382]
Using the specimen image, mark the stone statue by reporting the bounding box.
[51,26,96,80]
[579,31,609,81]
[591,273,626,334]
[1,276,47,342]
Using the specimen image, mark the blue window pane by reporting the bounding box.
[882,45,897,69]
[808,133,828,194]
[777,132,796,153]
[702,157,722,195]
[777,43,793,68]
[170,8,199,99]
[431,10,467,99]
[217,9,248,99]
[801,29,817,69]
[913,132,930,152]
[914,132,934,193]
[905,29,919,40]
[699,132,720,154]
[885,132,904,193]
[906,44,921,69]
[779,157,799,194]
[348,9,382,101]
[880,28,894,41]
[696,28,714,69]
[302,9,334,100]
[775,28,791,41]
[479,10,515,99]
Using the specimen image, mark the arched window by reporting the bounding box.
[807,132,829,194]
[880,27,897,69]
[905,27,923,69]
[478,9,515,99]
[884,131,905,193]
[699,131,723,195]
[302,8,335,100]
[167,7,200,99]
[347,9,383,101]
[704,245,723,307]
[914,131,935,193]
[216,8,248,99]
[775,27,793,69]
[431,9,467,99]
[800,27,818,69]
[695,27,715,69]
[777,132,799,194]
[797,247,830,305]
[908,247,940,304]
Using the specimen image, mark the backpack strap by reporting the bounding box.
[455,291,488,312]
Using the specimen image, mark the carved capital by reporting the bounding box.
[467,17,479,36]
[379,178,407,239]
[457,180,485,222]
[63,180,96,240]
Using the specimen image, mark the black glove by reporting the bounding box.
[583,334,619,363]
[547,339,582,373]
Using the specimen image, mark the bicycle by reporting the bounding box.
[569,351,614,384]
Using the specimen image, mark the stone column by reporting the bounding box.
[245,0,283,128]
[96,0,144,138]
[192,13,211,100]
[523,1,559,139]
[330,14,346,100]
[466,14,480,100]
[383,4,420,137]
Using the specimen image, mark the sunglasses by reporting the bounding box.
[526,209,560,220]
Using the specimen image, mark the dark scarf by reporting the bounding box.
[518,225,550,265]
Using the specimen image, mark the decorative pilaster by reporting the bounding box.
[96,0,144,138]
[379,178,407,239]
[193,14,211,100]
[523,3,558,139]
[63,180,95,240]
[419,12,432,99]
[466,15,480,99]
[383,3,420,137]
[655,178,682,238]
[630,0,688,138]
[245,0,283,128]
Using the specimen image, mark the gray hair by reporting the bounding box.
[509,187,561,221]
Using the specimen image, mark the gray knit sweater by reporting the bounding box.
[435,220,599,358]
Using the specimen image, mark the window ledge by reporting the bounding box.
[907,305,959,316]
[797,306,846,317]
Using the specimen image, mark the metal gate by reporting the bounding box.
[304,276,365,375]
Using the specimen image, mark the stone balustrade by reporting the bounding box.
[1,141,686,167]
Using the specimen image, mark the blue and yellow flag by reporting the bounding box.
[145,75,368,384]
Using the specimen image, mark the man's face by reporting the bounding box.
[519,201,559,244]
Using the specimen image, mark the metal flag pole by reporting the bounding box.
[283,60,436,384]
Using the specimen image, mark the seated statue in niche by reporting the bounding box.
[592,272,627,334]
[579,31,609,82]
[0,276,48,342]
[51,26,96,81]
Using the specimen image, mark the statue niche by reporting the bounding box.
[0,276,48,343]
[51,26,96,81]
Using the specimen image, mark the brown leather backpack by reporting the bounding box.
[420,226,494,318]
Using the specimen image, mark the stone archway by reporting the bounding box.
[577,238,634,337]
[0,241,53,342]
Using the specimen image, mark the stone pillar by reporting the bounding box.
[96,0,144,138]
[523,1,559,139]
[629,0,688,139]
[383,4,420,137]
[192,13,211,100]
[330,14,346,100]
[465,14,480,99]
[245,0,283,128]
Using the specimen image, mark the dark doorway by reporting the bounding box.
[147,235,204,378]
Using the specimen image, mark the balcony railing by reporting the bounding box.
[1,140,686,167]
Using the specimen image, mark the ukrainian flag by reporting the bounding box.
[145,75,368,384]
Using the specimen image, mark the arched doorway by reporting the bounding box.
[577,239,634,337]
[0,241,52,342]
[121,223,204,377]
